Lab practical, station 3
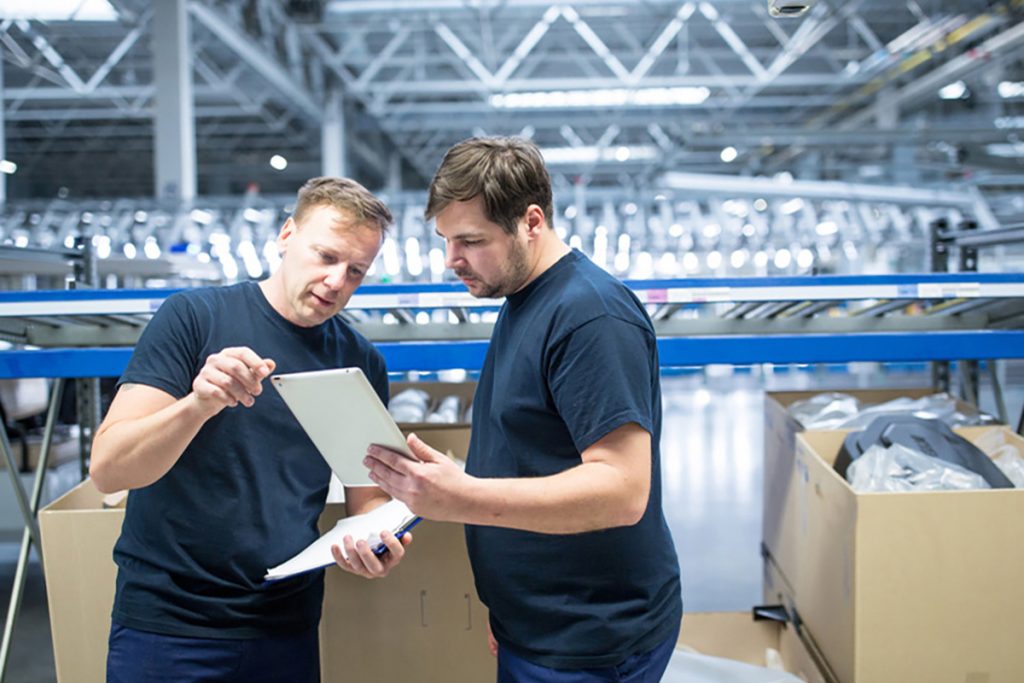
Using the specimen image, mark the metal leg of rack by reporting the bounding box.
[0,379,64,682]
[959,360,980,408]
[988,360,1008,425]
[932,360,951,394]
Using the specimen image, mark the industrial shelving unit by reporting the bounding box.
[0,272,1023,679]
[1,272,1022,370]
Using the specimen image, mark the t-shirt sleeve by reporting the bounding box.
[546,315,656,454]
[119,293,203,399]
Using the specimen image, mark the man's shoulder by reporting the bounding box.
[162,282,250,309]
[548,260,649,334]
[324,316,387,365]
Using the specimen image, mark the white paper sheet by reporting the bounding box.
[265,499,418,581]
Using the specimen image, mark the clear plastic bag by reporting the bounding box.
[426,395,462,423]
[788,392,861,430]
[387,388,430,423]
[663,649,802,683]
[846,443,991,493]
[974,429,1024,488]
[789,392,994,431]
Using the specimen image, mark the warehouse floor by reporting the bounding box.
[1,366,1019,682]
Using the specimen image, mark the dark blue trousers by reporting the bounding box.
[497,622,680,683]
[106,623,320,683]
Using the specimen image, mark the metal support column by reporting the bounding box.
[322,89,347,178]
[0,58,6,207]
[71,238,100,476]
[929,219,951,392]
[0,379,65,682]
[958,220,980,405]
[988,360,1008,425]
[153,0,196,203]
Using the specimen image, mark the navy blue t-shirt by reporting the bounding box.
[465,249,682,670]
[111,282,388,638]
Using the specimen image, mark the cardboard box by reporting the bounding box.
[38,480,123,683]
[678,611,827,683]
[781,426,1024,683]
[318,507,494,681]
[762,388,978,594]
[38,425,479,683]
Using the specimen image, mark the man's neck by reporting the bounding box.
[518,232,571,293]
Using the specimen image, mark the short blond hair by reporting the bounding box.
[293,177,393,234]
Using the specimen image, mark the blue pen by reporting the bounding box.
[372,516,423,556]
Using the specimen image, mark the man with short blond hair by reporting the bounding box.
[93,177,408,682]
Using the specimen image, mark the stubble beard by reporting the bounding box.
[471,239,532,299]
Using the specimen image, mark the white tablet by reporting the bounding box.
[271,367,413,487]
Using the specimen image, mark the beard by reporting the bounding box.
[458,238,532,299]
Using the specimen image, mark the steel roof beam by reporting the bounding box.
[187,0,323,122]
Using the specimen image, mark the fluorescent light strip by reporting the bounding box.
[539,145,659,165]
[491,86,710,109]
[0,0,116,20]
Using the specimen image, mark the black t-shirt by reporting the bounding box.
[465,250,683,669]
[111,282,388,638]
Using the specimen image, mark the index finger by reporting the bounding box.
[223,347,274,378]
[366,444,415,471]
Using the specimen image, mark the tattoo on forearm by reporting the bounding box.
[120,383,139,393]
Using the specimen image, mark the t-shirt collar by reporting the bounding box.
[506,249,581,309]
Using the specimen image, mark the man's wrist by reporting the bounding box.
[184,392,222,421]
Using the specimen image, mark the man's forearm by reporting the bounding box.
[456,461,648,534]
[90,393,214,493]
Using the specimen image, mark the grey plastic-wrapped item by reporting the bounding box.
[387,388,430,423]
[663,649,802,683]
[788,391,994,431]
[0,378,48,420]
[426,395,462,424]
[974,428,1024,488]
[786,392,860,430]
[847,443,990,492]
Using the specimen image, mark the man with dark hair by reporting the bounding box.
[91,177,409,682]
[365,138,682,682]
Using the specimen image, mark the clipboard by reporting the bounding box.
[264,499,422,582]
[271,366,414,487]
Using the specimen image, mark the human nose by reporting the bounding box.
[323,265,347,290]
[444,243,462,270]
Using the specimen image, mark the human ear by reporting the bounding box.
[524,204,546,235]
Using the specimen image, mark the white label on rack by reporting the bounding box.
[918,283,981,299]
[419,293,443,308]
[669,287,732,303]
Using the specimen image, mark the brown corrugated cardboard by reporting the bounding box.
[38,480,123,683]
[39,479,488,683]
[789,426,1024,683]
[680,612,826,683]
[762,388,976,595]
[318,512,494,681]
[38,411,478,683]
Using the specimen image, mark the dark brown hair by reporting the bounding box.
[293,177,392,234]
[425,137,554,235]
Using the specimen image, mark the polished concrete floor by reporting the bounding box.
[0,365,1019,682]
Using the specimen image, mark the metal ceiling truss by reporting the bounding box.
[1,0,1023,198]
